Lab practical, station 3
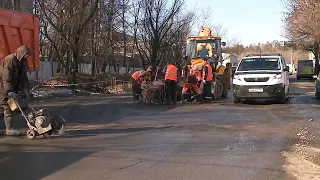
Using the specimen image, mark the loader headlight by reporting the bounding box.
[272,74,282,80]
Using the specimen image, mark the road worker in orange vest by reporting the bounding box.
[131,69,145,103]
[202,57,213,102]
[162,62,178,105]
[130,66,154,103]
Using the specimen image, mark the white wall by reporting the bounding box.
[309,52,315,60]
[27,61,143,83]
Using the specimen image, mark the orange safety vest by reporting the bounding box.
[194,71,201,81]
[203,64,213,81]
[190,65,201,81]
[165,64,178,81]
[132,70,144,80]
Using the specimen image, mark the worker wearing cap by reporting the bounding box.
[0,45,31,136]
[138,66,153,83]
[163,62,178,105]
[202,57,213,102]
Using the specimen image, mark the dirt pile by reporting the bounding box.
[282,122,320,180]
[96,73,131,82]
[44,73,94,85]
[31,73,132,98]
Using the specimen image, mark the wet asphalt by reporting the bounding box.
[0,77,319,180]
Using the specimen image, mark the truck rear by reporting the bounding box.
[296,60,314,80]
[0,8,39,72]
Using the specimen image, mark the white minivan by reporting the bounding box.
[232,54,290,103]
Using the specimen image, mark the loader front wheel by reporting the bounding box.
[214,78,224,100]
[27,130,36,140]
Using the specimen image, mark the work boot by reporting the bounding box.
[4,117,21,136]
[6,129,21,136]
[196,94,203,103]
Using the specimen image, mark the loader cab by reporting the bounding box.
[185,39,221,62]
[184,38,224,71]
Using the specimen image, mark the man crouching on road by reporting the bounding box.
[0,45,31,136]
[130,66,153,103]
[181,65,202,103]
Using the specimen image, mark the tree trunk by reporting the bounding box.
[65,51,71,75]
[91,14,96,76]
[72,36,81,84]
[122,0,127,73]
[151,42,159,68]
[314,41,320,77]
[57,62,62,73]
[101,61,107,72]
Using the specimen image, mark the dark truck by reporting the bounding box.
[296,60,315,80]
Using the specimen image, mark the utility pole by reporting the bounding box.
[291,48,294,65]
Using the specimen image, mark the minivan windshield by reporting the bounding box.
[237,58,281,71]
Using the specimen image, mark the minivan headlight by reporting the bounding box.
[233,75,242,81]
[272,74,282,80]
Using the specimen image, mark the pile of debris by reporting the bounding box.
[31,72,132,98]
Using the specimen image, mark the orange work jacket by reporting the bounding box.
[203,64,213,81]
[165,64,178,81]
[132,70,144,80]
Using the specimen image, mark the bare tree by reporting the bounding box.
[36,0,98,82]
[133,0,190,69]
[284,0,320,75]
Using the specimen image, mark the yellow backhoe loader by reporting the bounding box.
[184,26,231,99]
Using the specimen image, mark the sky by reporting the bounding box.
[185,0,288,46]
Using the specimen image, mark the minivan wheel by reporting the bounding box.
[233,95,241,103]
[276,90,286,104]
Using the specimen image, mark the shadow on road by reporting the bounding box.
[0,99,177,130]
[0,147,95,180]
[56,126,174,139]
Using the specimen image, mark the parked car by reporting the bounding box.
[296,60,315,80]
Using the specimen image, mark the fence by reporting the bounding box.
[27,61,143,83]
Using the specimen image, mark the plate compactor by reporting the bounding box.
[7,93,66,140]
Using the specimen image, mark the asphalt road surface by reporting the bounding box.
[0,77,320,180]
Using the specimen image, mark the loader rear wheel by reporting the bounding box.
[214,78,224,100]
[27,130,36,140]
